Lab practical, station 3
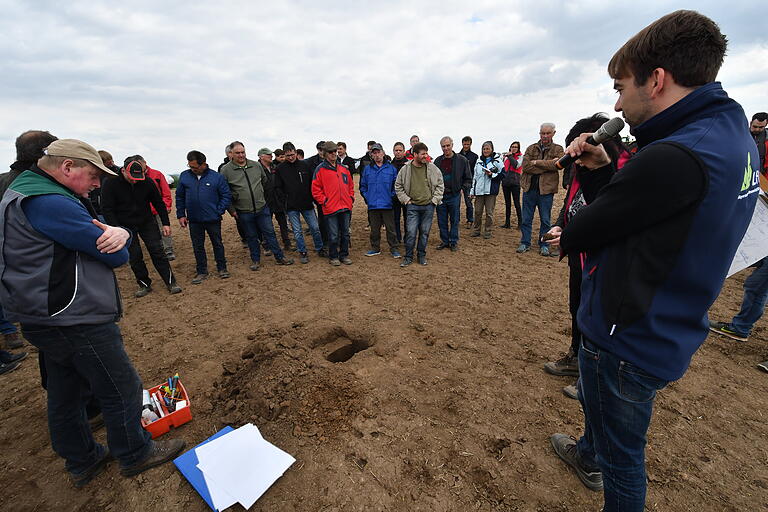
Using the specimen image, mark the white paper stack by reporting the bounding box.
[195,423,296,511]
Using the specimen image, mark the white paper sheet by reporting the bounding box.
[728,193,768,277]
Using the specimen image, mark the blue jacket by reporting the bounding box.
[359,162,398,209]
[471,154,504,195]
[175,167,232,223]
[561,82,759,381]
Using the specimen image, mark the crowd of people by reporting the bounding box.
[0,9,765,512]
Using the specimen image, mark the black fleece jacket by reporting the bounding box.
[101,173,170,228]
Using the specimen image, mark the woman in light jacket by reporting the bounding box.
[470,141,504,238]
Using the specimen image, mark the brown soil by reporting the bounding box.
[1,179,767,511]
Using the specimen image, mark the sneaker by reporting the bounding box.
[275,258,294,265]
[708,321,748,342]
[483,232,492,239]
[418,256,427,266]
[299,252,309,264]
[757,360,768,373]
[450,245,458,252]
[540,246,551,257]
[166,253,176,261]
[191,273,208,285]
[0,361,21,376]
[550,434,603,492]
[263,249,272,257]
[501,223,511,229]
[391,250,401,259]
[365,250,381,257]
[0,351,27,364]
[72,450,113,488]
[341,257,353,265]
[544,351,579,377]
[249,263,260,271]
[563,380,579,400]
[516,244,529,253]
[2,332,24,350]
[167,283,182,294]
[120,439,186,477]
[470,232,481,237]
[241,240,249,249]
[329,258,341,266]
[134,285,152,298]
[436,243,449,250]
[318,248,328,258]
[218,269,231,279]
[400,258,413,267]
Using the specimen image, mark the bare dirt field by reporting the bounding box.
[1,178,767,511]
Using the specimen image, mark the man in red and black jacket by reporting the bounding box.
[311,141,354,266]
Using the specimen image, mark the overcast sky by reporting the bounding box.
[1,1,765,174]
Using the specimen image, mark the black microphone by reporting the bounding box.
[555,117,625,169]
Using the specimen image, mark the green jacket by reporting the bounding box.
[219,159,269,213]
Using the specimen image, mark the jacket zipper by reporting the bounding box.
[588,264,598,316]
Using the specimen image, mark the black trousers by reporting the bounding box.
[128,217,175,287]
[502,183,522,226]
[567,254,582,355]
[272,210,292,248]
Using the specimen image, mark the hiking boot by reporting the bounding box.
[550,248,560,258]
[191,273,208,285]
[218,269,231,279]
[540,246,551,257]
[708,321,748,342]
[275,257,294,265]
[134,285,152,298]
[550,434,603,492]
[418,256,427,266]
[391,250,402,259]
[450,245,458,252]
[318,248,328,258]
[516,244,529,253]
[329,258,341,266]
[341,257,353,265]
[299,252,309,264]
[0,361,20,376]
[470,232,481,237]
[563,380,579,400]
[483,232,492,239]
[241,240,248,249]
[365,250,381,257]
[757,360,768,373]
[249,263,260,271]
[167,283,182,294]
[436,243,449,250]
[544,350,579,377]
[400,258,413,267]
[501,222,511,229]
[2,332,24,350]
[0,350,27,364]
[166,253,176,261]
[72,450,113,488]
[120,439,186,477]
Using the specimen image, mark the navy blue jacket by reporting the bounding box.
[359,162,398,209]
[175,167,232,223]
[561,82,759,381]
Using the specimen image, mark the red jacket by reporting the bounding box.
[311,161,354,215]
[145,166,172,216]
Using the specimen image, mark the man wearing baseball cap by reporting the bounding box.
[312,141,355,265]
[0,139,185,487]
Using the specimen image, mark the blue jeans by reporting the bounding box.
[0,303,17,335]
[326,210,351,259]
[576,337,669,512]
[238,207,285,262]
[729,256,768,336]
[462,187,474,222]
[404,204,435,259]
[520,188,554,247]
[437,192,461,246]
[287,209,323,254]
[20,323,153,474]
[189,220,227,274]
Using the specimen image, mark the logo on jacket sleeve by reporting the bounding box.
[739,152,760,200]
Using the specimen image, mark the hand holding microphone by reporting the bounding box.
[557,117,625,170]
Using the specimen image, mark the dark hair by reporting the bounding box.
[393,142,405,150]
[366,140,376,147]
[274,149,284,157]
[297,149,305,158]
[186,150,206,164]
[315,141,325,150]
[337,141,347,150]
[282,142,296,152]
[461,136,472,143]
[509,141,521,152]
[412,142,428,154]
[123,155,143,167]
[230,141,244,150]
[410,135,419,141]
[16,130,58,163]
[565,113,624,163]
[753,112,768,122]
[608,10,727,87]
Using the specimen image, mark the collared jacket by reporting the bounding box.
[433,152,472,195]
[146,166,172,216]
[258,161,285,213]
[219,159,269,213]
[359,161,398,209]
[175,167,231,223]
[311,160,354,215]
[521,142,565,194]
[471,154,504,196]
[0,168,128,326]
[101,172,170,228]
[275,159,314,211]
[394,161,444,206]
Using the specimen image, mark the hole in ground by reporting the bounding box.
[325,336,370,363]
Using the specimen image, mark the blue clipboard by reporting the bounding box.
[173,426,235,511]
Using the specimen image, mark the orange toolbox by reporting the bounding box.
[142,379,192,439]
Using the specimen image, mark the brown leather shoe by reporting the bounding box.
[120,439,186,477]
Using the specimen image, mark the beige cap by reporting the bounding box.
[45,139,116,175]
